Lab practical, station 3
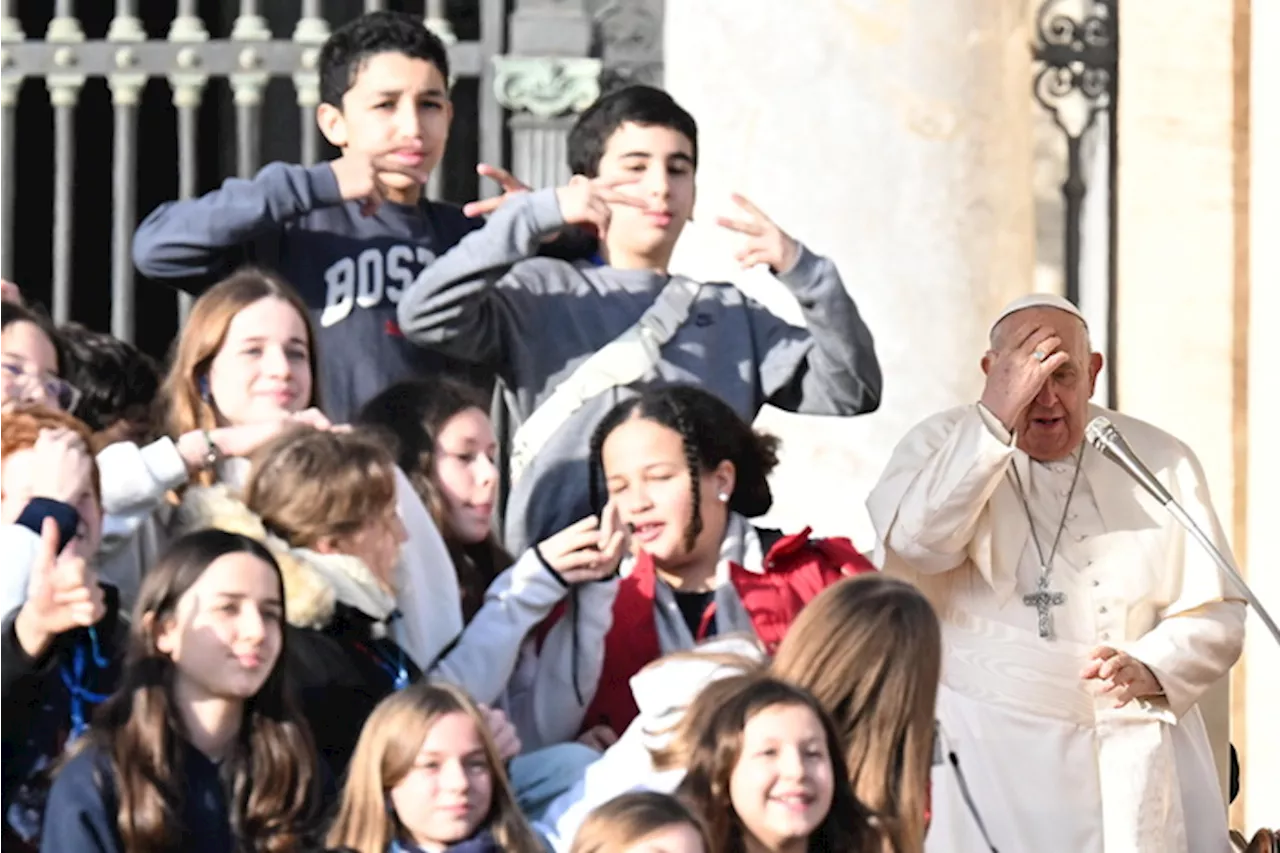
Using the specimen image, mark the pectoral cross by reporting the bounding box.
[1023,573,1066,639]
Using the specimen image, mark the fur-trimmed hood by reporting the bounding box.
[172,484,398,632]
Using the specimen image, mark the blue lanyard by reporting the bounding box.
[59,627,111,740]
[355,641,409,691]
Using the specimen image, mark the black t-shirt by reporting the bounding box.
[673,588,716,639]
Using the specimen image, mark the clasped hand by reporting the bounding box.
[1080,645,1163,707]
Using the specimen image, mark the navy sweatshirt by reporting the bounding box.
[41,736,333,853]
[131,162,486,422]
[40,740,232,853]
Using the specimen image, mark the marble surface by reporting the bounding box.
[664,0,1035,546]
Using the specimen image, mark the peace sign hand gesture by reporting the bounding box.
[716,194,800,273]
[462,164,531,218]
[14,518,106,659]
[554,174,645,241]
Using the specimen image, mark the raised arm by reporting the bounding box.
[132,162,345,283]
[395,188,565,366]
[715,193,880,415]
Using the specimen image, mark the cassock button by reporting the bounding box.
[1101,632,1111,640]
[1098,606,1108,614]
[1091,579,1100,587]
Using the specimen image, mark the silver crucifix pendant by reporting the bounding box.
[1023,572,1066,639]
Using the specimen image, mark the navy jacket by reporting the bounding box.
[2,588,124,850]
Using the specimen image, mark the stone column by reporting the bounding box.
[491,0,601,190]
[492,0,666,190]
[1243,0,1280,832]
[664,0,1035,545]
[1114,0,1248,806]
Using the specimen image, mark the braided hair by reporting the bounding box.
[589,384,780,553]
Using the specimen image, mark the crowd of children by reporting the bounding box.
[0,7,980,853]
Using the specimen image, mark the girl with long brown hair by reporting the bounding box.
[39,528,324,853]
[676,676,874,853]
[326,682,543,853]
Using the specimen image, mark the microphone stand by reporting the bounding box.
[1163,500,1280,648]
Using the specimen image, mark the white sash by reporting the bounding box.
[508,276,701,485]
[941,608,1187,853]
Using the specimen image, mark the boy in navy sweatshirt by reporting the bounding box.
[397,85,883,553]
[132,11,527,421]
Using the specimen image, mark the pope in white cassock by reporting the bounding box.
[867,294,1245,853]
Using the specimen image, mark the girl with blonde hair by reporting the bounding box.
[327,682,543,853]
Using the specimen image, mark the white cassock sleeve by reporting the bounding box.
[1123,439,1245,719]
[870,404,1014,576]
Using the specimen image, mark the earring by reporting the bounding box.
[717,491,730,503]
[198,375,211,402]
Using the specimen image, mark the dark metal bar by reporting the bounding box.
[1105,2,1121,408]
[52,101,76,323]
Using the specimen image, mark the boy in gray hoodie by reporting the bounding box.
[397,86,882,553]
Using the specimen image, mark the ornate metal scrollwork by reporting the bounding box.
[1033,0,1117,141]
[1031,0,1118,308]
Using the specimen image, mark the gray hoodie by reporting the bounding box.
[397,188,882,552]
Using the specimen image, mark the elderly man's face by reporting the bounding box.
[988,307,1103,461]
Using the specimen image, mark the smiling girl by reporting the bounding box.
[327,682,543,853]
[39,529,323,852]
[95,268,460,671]
[677,677,870,853]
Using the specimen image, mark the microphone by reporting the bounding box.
[1085,416,1280,648]
[1085,417,1174,505]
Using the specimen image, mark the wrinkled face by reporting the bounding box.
[984,307,1103,462]
[155,552,284,703]
[596,122,696,263]
[1,320,78,412]
[206,297,312,427]
[390,711,494,849]
[0,445,102,558]
[331,498,408,590]
[432,408,499,545]
[729,703,834,853]
[625,823,707,853]
[601,416,731,568]
[321,52,452,204]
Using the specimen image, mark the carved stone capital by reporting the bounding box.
[492,56,602,119]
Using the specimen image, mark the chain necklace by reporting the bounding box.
[1009,445,1084,639]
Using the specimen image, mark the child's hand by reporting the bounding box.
[330,151,428,217]
[477,704,522,761]
[578,724,619,752]
[716,193,800,273]
[15,518,105,657]
[462,164,530,218]
[1,279,21,305]
[537,500,629,585]
[554,175,645,240]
